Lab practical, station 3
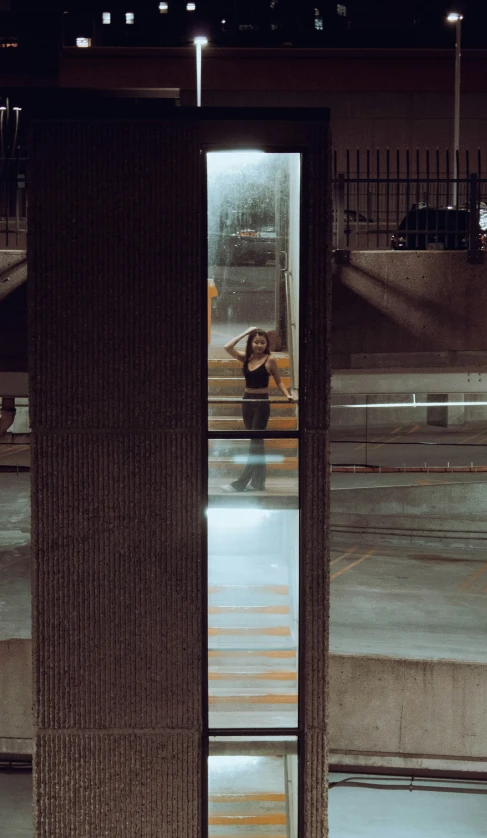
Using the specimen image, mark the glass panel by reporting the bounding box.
[0,395,30,640]
[209,737,298,838]
[330,388,487,662]
[208,491,299,728]
[331,392,487,470]
[209,437,298,499]
[207,151,300,429]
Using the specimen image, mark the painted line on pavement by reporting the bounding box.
[330,546,357,566]
[331,549,376,581]
[458,562,487,591]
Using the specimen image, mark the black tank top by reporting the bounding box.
[243,356,270,388]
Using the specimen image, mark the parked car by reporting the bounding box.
[213,226,277,266]
[390,205,477,250]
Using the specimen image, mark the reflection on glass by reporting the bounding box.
[209,438,298,499]
[330,392,487,469]
[208,506,299,728]
[207,150,300,429]
[330,388,487,663]
[209,737,298,838]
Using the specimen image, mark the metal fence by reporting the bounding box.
[2,147,487,256]
[333,148,487,256]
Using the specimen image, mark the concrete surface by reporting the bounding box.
[328,774,487,838]
[330,538,487,661]
[331,423,487,468]
[0,640,32,745]
[331,477,487,544]
[333,251,487,369]
[1,769,486,838]
[329,656,487,763]
[0,771,32,838]
[0,473,30,639]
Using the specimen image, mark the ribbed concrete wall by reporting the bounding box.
[301,123,332,838]
[29,121,203,837]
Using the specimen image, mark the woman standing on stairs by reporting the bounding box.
[221,326,294,492]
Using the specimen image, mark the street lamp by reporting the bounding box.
[447,12,463,206]
[193,36,208,108]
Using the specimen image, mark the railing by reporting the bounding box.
[0,157,27,249]
[330,392,487,472]
[333,148,487,256]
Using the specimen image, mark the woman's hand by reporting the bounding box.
[247,326,257,334]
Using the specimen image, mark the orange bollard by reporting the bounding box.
[207,277,218,344]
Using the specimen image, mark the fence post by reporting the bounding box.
[468,173,482,264]
[334,172,350,264]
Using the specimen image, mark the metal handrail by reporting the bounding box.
[208,397,298,403]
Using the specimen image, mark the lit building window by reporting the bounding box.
[315,6,320,14]
[159,2,169,11]
[126,12,134,24]
[314,17,323,29]
[76,37,92,48]
[102,12,111,24]
[337,3,347,15]
[186,2,196,10]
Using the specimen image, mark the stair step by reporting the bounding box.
[209,670,296,680]
[209,814,287,826]
[208,377,291,391]
[208,626,290,636]
[210,793,286,803]
[209,458,297,471]
[208,695,297,705]
[209,404,296,416]
[209,584,289,595]
[210,439,297,453]
[208,649,295,659]
[209,417,297,430]
[209,605,290,615]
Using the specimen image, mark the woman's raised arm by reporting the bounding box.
[223,327,256,360]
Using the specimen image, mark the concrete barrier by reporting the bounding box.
[0,639,32,756]
[331,481,487,543]
[333,250,487,369]
[2,641,486,773]
[329,653,487,775]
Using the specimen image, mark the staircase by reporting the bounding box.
[208,355,298,495]
[209,790,289,838]
[208,554,298,728]
[208,356,297,433]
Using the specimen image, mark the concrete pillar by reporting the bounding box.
[29,120,204,837]
[29,112,332,838]
[427,394,465,427]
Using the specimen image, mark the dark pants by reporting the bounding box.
[231,393,270,491]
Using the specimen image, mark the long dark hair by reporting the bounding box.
[244,329,271,364]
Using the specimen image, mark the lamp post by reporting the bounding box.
[193,36,208,108]
[447,12,463,206]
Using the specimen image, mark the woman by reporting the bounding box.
[221,326,294,492]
